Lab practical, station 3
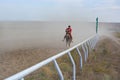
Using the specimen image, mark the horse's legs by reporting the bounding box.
[66,40,67,47]
[66,40,70,47]
[69,39,72,47]
[69,41,70,47]
[65,34,72,47]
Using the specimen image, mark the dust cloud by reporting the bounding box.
[0,21,119,53]
[98,23,120,36]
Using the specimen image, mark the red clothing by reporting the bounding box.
[66,27,72,34]
[65,27,72,39]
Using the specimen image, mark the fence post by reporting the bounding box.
[96,17,98,33]
[84,42,89,59]
[82,44,87,62]
[76,47,82,69]
[18,78,24,80]
[68,52,76,80]
[53,60,64,80]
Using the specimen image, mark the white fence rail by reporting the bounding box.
[4,34,99,80]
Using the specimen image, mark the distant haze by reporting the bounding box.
[0,22,119,53]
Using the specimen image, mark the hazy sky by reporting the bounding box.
[0,0,120,22]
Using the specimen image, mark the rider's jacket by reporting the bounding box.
[65,27,72,34]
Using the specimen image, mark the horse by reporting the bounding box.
[64,33,72,47]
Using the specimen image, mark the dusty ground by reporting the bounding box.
[0,46,66,80]
[24,33,120,80]
[0,32,120,80]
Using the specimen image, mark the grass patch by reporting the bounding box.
[114,32,120,38]
[25,36,120,80]
[93,62,110,74]
[104,74,112,80]
[25,62,58,80]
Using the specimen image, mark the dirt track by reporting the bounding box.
[0,46,66,79]
[0,32,120,80]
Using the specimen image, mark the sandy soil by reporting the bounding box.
[0,45,66,80]
[0,32,120,80]
[25,33,120,80]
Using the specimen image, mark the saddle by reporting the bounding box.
[65,33,71,39]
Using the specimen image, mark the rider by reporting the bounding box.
[64,25,73,40]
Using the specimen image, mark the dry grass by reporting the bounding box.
[0,32,120,80]
[77,34,120,80]
[0,47,65,80]
[25,34,120,80]
[114,32,120,38]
